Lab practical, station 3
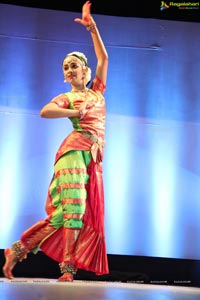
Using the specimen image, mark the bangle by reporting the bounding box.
[79,109,84,119]
[86,23,96,32]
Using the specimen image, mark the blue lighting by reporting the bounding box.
[1,3,200,261]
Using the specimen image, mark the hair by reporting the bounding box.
[63,51,92,85]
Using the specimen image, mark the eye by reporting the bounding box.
[71,63,78,69]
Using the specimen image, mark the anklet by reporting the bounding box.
[59,262,77,275]
[12,240,27,262]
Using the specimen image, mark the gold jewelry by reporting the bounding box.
[86,23,96,32]
[71,88,88,93]
[12,240,28,262]
[59,263,77,275]
[79,109,84,119]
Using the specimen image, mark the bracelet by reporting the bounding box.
[86,23,96,32]
[79,109,84,119]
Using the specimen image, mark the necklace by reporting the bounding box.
[71,88,96,106]
[71,88,88,93]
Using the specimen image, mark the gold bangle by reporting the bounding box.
[86,23,96,31]
[79,109,84,119]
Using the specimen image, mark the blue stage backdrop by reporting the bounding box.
[0,3,200,260]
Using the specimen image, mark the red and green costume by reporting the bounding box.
[20,76,109,275]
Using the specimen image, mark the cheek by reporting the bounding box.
[63,70,69,79]
[79,69,85,77]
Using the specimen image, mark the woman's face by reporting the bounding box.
[62,56,85,85]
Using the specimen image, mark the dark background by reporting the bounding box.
[0,0,200,23]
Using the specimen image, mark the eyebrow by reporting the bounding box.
[63,59,80,65]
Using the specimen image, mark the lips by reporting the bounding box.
[69,74,77,80]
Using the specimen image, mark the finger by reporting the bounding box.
[83,1,91,13]
[74,18,82,23]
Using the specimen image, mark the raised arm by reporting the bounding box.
[74,1,108,86]
[40,1,108,119]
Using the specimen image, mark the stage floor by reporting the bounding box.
[0,278,200,300]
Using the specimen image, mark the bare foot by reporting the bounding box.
[58,272,74,282]
[2,248,17,279]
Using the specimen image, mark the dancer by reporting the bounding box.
[3,0,109,281]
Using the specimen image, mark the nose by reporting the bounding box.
[67,66,74,73]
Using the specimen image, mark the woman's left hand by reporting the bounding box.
[74,1,94,27]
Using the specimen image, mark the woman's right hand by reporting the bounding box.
[79,102,94,120]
